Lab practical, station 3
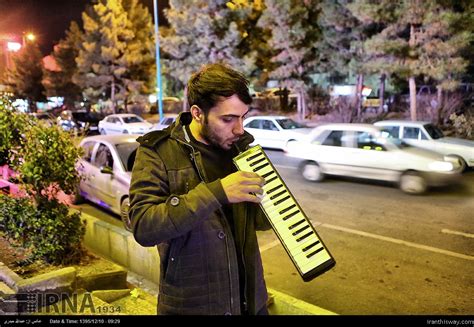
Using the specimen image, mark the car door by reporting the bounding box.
[110,117,125,134]
[349,131,399,181]
[315,130,354,175]
[401,126,433,150]
[89,143,117,209]
[77,140,97,197]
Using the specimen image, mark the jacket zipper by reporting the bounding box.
[178,138,236,313]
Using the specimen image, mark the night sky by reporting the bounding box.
[0,0,169,55]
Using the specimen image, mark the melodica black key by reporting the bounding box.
[233,145,336,282]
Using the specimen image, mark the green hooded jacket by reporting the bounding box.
[129,112,271,315]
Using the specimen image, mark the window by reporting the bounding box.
[94,144,114,169]
[246,119,261,129]
[262,120,278,131]
[403,127,422,139]
[424,124,444,139]
[122,116,144,124]
[276,118,305,129]
[81,142,96,162]
[322,130,343,147]
[115,142,139,172]
[356,132,385,151]
[381,126,400,139]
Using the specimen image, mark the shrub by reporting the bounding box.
[1,96,85,265]
[0,194,36,245]
[449,113,473,140]
[14,123,83,200]
[0,195,85,265]
[0,95,32,166]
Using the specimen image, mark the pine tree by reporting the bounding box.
[257,0,321,118]
[122,0,156,98]
[359,0,470,121]
[5,42,46,112]
[74,0,135,113]
[42,21,83,109]
[160,0,257,92]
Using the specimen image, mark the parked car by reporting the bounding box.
[75,134,139,230]
[374,120,474,171]
[98,114,153,135]
[152,113,178,131]
[58,110,103,135]
[243,115,312,150]
[285,123,462,194]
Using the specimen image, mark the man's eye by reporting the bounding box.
[223,117,233,123]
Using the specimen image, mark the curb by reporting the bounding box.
[79,209,337,315]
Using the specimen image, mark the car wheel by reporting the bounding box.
[301,161,324,182]
[399,172,427,195]
[452,155,467,172]
[100,128,106,135]
[120,197,132,232]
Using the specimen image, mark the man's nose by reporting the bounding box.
[233,121,245,135]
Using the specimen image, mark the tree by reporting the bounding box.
[75,0,153,113]
[318,0,367,120]
[257,0,321,118]
[359,0,470,121]
[5,42,46,112]
[122,0,156,100]
[42,21,84,109]
[160,0,258,92]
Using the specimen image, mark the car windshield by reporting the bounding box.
[424,124,444,139]
[122,116,144,124]
[115,142,139,171]
[276,118,306,129]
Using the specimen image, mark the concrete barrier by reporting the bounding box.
[78,210,160,284]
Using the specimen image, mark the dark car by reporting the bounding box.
[58,110,103,135]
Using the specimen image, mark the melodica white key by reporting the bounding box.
[234,145,336,282]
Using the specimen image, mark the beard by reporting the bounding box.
[201,115,234,150]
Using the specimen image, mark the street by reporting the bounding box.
[79,149,474,315]
[262,149,474,315]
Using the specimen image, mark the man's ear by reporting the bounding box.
[190,105,203,123]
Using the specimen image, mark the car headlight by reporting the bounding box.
[428,161,454,172]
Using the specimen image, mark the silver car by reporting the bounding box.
[76,134,139,230]
[98,113,153,135]
[285,124,462,194]
[374,120,474,171]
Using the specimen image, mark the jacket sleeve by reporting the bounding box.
[129,145,223,247]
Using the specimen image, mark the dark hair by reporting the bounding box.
[186,63,252,114]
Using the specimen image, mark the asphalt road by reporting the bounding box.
[79,149,474,315]
[262,149,474,315]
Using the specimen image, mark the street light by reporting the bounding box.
[22,32,35,46]
[153,0,164,121]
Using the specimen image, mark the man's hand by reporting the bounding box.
[221,171,265,203]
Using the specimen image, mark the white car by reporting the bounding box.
[285,123,462,194]
[76,134,139,230]
[152,113,178,131]
[374,120,474,171]
[243,115,312,150]
[98,113,153,135]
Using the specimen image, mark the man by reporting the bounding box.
[129,63,272,315]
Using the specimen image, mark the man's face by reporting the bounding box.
[200,94,249,151]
